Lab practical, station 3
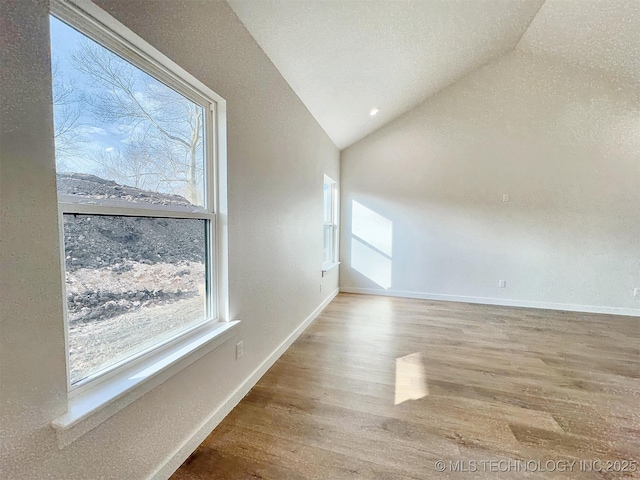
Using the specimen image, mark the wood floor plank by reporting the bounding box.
[171,294,640,479]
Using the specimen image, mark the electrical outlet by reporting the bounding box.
[236,341,244,360]
[499,279,507,288]
[634,288,639,297]
[502,193,510,202]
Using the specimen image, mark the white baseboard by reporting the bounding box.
[149,287,340,480]
[340,287,640,317]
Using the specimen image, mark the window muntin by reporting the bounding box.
[323,176,338,267]
[51,12,218,388]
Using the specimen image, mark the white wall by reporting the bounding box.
[0,0,339,478]
[340,49,640,315]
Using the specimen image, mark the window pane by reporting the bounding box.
[50,16,206,208]
[323,183,332,223]
[323,224,333,264]
[63,214,208,384]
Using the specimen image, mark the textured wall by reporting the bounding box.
[0,0,339,478]
[340,49,640,314]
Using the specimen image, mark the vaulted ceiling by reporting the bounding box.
[518,0,639,84]
[227,0,639,150]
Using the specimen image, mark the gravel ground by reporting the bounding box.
[65,261,205,324]
[69,294,205,384]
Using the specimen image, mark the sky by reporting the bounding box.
[50,15,124,169]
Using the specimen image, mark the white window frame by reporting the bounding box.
[322,175,339,274]
[50,0,234,447]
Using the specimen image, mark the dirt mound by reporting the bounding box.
[56,172,194,207]
[57,173,205,271]
[63,215,205,271]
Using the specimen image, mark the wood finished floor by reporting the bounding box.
[171,294,640,479]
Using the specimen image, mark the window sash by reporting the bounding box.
[323,224,334,264]
[51,0,221,392]
[323,177,338,266]
[51,0,219,216]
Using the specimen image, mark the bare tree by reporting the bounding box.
[51,58,84,169]
[89,130,195,198]
[71,40,204,204]
[90,134,156,190]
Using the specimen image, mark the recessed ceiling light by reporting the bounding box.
[369,107,379,116]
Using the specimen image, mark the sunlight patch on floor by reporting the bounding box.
[394,352,428,405]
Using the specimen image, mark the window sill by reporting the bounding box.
[322,262,340,276]
[52,320,240,448]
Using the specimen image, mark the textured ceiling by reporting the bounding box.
[227,0,546,149]
[227,0,638,149]
[518,0,640,85]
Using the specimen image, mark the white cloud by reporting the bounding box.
[105,147,114,152]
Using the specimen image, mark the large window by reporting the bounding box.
[50,5,224,389]
[323,176,339,270]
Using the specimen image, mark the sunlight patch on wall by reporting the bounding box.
[394,352,428,405]
[351,200,393,289]
[352,201,392,256]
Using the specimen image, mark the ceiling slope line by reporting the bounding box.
[339,1,552,150]
[226,2,341,151]
[515,0,548,51]
[341,48,517,152]
[343,0,549,151]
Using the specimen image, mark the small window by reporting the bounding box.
[50,10,221,388]
[323,176,339,269]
